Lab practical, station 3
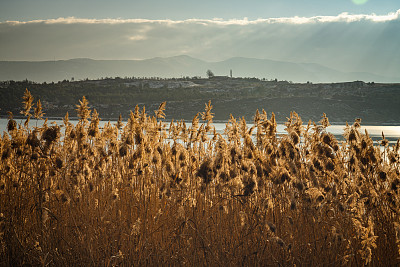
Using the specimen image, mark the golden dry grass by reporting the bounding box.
[1,90,400,266]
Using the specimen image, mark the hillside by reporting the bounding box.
[1,78,399,125]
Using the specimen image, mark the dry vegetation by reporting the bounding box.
[1,89,400,266]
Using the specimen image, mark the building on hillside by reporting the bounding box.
[210,75,229,81]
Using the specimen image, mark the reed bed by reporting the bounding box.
[1,89,400,266]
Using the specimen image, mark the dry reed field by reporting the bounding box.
[1,89,400,266]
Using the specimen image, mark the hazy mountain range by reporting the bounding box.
[1,55,399,83]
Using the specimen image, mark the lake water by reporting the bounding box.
[1,118,399,144]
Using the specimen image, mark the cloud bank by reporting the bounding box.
[4,9,400,25]
[0,10,399,78]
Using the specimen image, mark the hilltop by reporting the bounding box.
[0,56,399,83]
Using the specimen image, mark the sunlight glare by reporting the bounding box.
[352,0,368,5]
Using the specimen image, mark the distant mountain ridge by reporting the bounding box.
[0,55,398,83]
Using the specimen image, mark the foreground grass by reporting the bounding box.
[1,90,400,266]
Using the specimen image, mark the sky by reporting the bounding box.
[0,0,399,78]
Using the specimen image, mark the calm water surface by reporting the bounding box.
[1,118,399,144]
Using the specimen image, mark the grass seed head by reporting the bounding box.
[7,119,17,132]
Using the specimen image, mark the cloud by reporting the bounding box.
[3,9,400,26]
[128,35,147,41]
[0,10,399,78]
